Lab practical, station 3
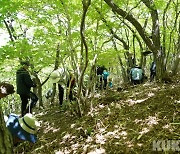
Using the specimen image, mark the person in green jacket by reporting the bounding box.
[16,61,36,116]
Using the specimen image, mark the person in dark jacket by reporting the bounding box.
[150,61,156,82]
[16,61,36,117]
[96,65,106,89]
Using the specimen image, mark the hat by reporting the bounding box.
[20,61,30,66]
[50,70,61,83]
[18,113,38,134]
[6,113,39,143]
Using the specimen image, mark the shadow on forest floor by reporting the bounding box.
[14,77,180,154]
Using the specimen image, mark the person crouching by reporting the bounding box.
[6,113,39,146]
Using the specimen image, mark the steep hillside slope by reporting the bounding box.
[14,80,180,154]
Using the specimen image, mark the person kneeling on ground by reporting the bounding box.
[6,113,40,146]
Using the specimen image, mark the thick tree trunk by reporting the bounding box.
[103,0,166,81]
[172,53,180,76]
[0,107,13,154]
[172,22,180,76]
[153,51,164,81]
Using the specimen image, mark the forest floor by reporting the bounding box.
[14,77,180,154]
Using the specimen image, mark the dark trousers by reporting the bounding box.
[150,72,156,82]
[29,92,38,111]
[20,94,30,117]
[69,90,73,101]
[103,79,107,89]
[58,84,64,106]
[132,80,141,85]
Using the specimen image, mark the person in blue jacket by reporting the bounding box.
[6,113,39,146]
[130,66,144,85]
[102,69,109,89]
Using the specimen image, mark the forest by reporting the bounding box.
[0,0,180,153]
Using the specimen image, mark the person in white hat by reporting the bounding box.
[50,68,67,106]
[6,113,39,146]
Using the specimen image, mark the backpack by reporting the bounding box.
[130,68,143,81]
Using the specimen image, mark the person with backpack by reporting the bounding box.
[16,61,37,117]
[102,69,110,89]
[96,66,106,89]
[130,66,144,85]
[50,68,67,106]
[1,83,39,146]
[150,61,156,82]
[6,113,39,146]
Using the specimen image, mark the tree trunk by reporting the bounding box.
[118,54,129,84]
[50,43,60,104]
[154,51,164,81]
[104,0,165,81]
[76,0,91,117]
[172,22,180,76]
[103,0,154,51]
[172,53,180,76]
[0,106,13,154]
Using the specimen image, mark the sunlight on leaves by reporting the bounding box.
[105,131,120,139]
[99,104,105,109]
[162,124,170,129]
[71,143,80,152]
[63,133,71,140]
[147,92,155,97]
[70,123,76,128]
[145,116,159,126]
[94,93,101,98]
[119,131,127,136]
[95,134,106,144]
[55,151,64,154]
[126,141,134,148]
[137,143,143,147]
[139,127,150,135]
[55,148,71,154]
[86,136,93,143]
[43,121,60,133]
[134,119,143,124]
[126,98,148,106]
[88,148,106,154]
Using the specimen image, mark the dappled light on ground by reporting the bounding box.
[126,98,148,106]
[14,78,180,153]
